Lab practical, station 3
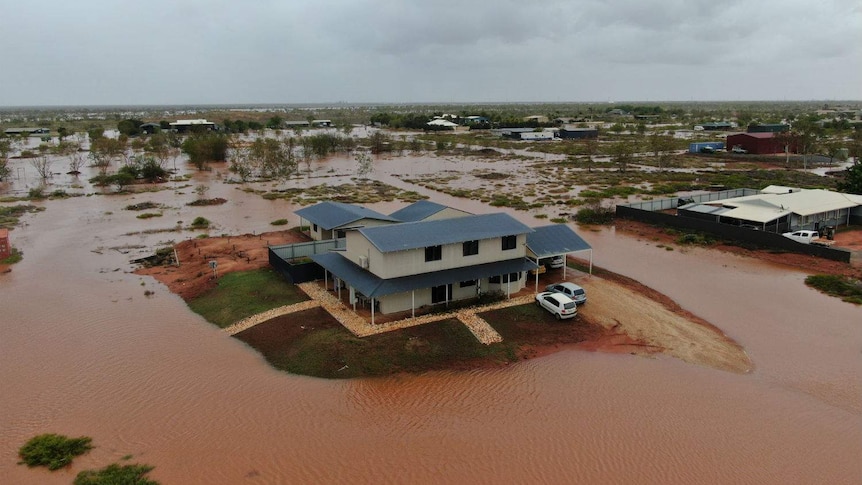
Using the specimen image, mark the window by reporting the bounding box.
[489,273,521,284]
[425,245,442,262]
[460,280,476,288]
[462,240,479,256]
[312,223,318,232]
[336,230,346,238]
[501,235,517,251]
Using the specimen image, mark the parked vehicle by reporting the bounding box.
[535,292,578,320]
[782,230,833,246]
[545,282,587,305]
[731,145,748,154]
[540,255,565,269]
[700,146,715,153]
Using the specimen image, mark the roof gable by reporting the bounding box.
[295,201,399,230]
[359,213,533,253]
[389,200,453,222]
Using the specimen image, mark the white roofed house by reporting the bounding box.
[682,186,862,232]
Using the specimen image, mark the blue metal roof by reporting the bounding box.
[358,213,534,253]
[311,252,537,298]
[526,225,591,258]
[389,200,453,222]
[295,201,399,230]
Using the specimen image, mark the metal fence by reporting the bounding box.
[622,188,758,212]
[269,238,345,261]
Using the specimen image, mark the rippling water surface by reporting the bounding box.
[1,160,860,484]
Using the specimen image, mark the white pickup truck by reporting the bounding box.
[782,230,833,246]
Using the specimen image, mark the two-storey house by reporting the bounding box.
[310,212,537,317]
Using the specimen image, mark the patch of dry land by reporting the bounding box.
[137,231,752,375]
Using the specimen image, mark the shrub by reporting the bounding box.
[270,218,289,226]
[136,213,162,219]
[805,274,862,305]
[18,433,92,470]
[575,202,614,224]
[676,233,715,245]
[190,216,210,229]
[74,463,159,485]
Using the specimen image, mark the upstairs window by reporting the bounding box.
[425,245,442,262]
[501,235,517,251]
[463,240,479,256]
[312,223,318,232]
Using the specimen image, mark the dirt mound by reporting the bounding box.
[135,229,310,300]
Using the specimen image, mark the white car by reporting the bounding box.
[540,255,565,269]
[535,292,578,320]
[731,146,748,154]
[782,230,820,244]
[545,282,587,305]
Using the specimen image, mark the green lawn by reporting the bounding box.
[188,269,307,328]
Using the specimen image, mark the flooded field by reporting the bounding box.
[1,149,860,484]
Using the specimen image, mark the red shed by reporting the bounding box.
[726,132,796,155]
[0,228,10,259]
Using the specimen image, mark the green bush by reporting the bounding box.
[18,433,92,470]
[74,463,159,485]
[270,218,289,226]
[575,203,615,224]
[675,233,715,245]
[190,216,210,229]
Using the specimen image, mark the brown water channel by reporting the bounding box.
[1,155,860,484]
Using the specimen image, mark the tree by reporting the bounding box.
[266,116,283,130]
[0,138,11,181]
[30,155,53,181]
[609,139,636,173]
[181,132,228,170]
[583,138,597,173]
[117,119,144,137]
[248,137,295,179]
[648,131,676,172]
[836,161,862,195]
[89,137,125,175]
[228,146,253,182]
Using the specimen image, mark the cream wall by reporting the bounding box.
[353,233,527,279]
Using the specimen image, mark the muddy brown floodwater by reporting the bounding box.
[1,156,860,484]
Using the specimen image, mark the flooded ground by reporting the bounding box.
[1,150,860,484]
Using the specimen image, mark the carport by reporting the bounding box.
[526,225,593,293]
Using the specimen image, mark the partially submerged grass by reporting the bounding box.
[188,269,307,327]
[1,247,23,265]
[234,308,518,379]
[805,274,862,305]
[18,433,92,470]
[74,463,159,485]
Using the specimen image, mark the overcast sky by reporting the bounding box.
[1,0,860,106]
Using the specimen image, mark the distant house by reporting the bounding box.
[169,119,217,133]
[295,201,399,241]
[748,123,790,133]
[465,116,490,124]
[680,187,862,232]
[311,119,333,127]
[506,130,554,141]
[695,122,734,131]
[0,228,10,259]
[426,119,459,130]
[726,132,795,155]
[523,115,549,124]
[558,126,599,140]
[4,127,49,136]
[139,123,161,135]
[284,121,311,127]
